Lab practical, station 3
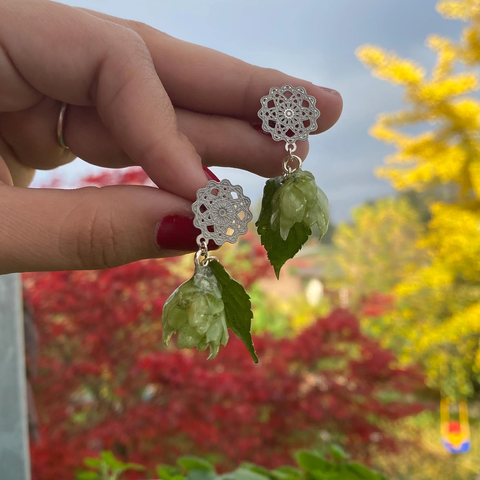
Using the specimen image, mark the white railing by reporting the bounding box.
[0,274,31,480]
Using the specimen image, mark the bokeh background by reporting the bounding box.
[36,0,461,221]
[26,1,480,480]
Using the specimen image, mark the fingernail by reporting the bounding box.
[252,124,271,136]
[319,86,340,95]
[155,215,219,252]
[202,165,220,182]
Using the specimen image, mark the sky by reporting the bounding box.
[34,0,463,222]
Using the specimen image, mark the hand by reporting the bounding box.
[0,0,342,274]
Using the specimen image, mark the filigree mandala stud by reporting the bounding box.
[192,180,253,245]
[256,84,330,278]
[258,84,320,146]
[162,178,257,363]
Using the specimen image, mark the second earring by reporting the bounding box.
[256,84,330,278]
[162,179,258,362]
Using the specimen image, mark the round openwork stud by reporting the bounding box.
[257,84,320,145]
[192,179,253,246]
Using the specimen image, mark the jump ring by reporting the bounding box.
[57,102,69,150]
[285,142,297,154]
[282,154,303,175]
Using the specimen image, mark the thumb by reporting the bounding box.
[0,183,208,274]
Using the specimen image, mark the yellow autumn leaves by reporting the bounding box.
[356,0,480,396]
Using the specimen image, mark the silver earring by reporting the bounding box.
[162,179,258,362]
[256,84,330,278]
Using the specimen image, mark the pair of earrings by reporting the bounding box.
[162,84,330,362]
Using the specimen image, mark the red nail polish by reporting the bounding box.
[155,215,219,252]
[252,124,271,135]
[202,165,220,182]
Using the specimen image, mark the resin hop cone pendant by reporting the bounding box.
[162,264,228,360]
[256,84,330,278]
[162,179,258,362]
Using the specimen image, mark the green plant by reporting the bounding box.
[293,447,388,480]
[160,447,388,480]
[77,451,144,480]
[78,448,388,480]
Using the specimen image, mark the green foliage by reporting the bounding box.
[81,449,388,480]
[157,465,185,480]
[296,451,330,471]
[294,448,387,480]
[77,451,144,480]
[177,456,216,472]
[222,467,272,480]
[328,445,349,462]
[209,260,258,363]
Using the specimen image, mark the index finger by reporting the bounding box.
[82,10,343,135]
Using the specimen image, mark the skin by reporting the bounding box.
[0,0,343,274]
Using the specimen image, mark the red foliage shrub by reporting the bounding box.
[26,169,425,480]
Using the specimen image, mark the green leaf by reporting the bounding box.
[157,465,184,480]
[76,472,99,480]
[241,462,273,479]
[329,445,349,462]
[187,470,217,480]
[346,462,381,479]
[273,466,303,479]
[227,467,271,480]
[330,465,357,480]
[308,472,338,480]
[100,451,122,469]
[209,261,258,363]
[256,177,311,278]
[270,471,296,480]
[83,458,102,468]
[296,451,329,472]
[177,456,215,472]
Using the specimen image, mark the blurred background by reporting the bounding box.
[26,1,480,479]
[36,0,462,221]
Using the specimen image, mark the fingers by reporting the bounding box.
[3,103,309,178]
[0,0,207,200]
[0,154,13,186]
[0,0,341,195]
[0,99,131,171]
[0,183,208,274]
[0,133,35,187]
[81,9,343,133]
[175,109,310,178]
[0,98,76,170]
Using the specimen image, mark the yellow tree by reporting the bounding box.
[357,0,480,396]
[330,197,425,306]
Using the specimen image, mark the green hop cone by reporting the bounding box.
[162,265,228,360]
[271,169,329,241]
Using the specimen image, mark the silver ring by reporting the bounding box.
[57,102,69,149]
[282,154,303,175]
